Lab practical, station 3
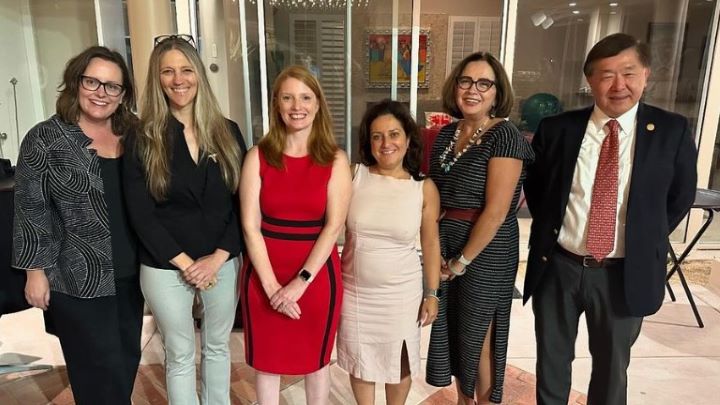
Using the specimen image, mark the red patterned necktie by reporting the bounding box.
[586,119,620,261]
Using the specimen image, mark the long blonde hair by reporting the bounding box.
[259,65,337,168]
[137,37,242,201]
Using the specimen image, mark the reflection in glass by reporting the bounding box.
[513,0,718,242]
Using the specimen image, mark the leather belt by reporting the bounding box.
[556,246,624,268]
[439,207,482,223]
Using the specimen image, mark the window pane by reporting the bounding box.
[513,0,717,242]
[350,0,414,162]
[260,1,348,147]
[416,1,502,133]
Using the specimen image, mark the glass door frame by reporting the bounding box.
[501,0,720,248]
[690,0,720,249]
[234,0,423,158]
[230,0,720,247]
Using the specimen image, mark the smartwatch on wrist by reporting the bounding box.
[298,268,313,284]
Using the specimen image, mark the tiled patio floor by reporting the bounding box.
[2,266,719,404]
[0,362,588,404]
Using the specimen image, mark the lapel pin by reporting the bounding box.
[646,123,655,131]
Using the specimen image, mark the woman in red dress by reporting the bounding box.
[240,65,352,405]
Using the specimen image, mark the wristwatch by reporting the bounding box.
[298,268,313,284]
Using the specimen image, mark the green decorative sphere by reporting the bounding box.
[521,93,562,133]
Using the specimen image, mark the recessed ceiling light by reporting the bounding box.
[572,10,580,14]
[578,18,584,22]
[569,2,577,6]
[609,2,618,6]
[610,11,617,14]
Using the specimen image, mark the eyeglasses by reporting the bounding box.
[80,75,124,97]
[153,34,196,47]
[456,76,496,92]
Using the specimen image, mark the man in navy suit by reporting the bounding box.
[524,33,697,405]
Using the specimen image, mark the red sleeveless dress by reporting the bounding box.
[241,151,343,374]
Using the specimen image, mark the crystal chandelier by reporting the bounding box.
[248,0,371,10]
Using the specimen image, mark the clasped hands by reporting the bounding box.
[440,257,466,281]
[266,277,308,320]
[183,252,226,290]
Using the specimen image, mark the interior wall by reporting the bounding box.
[351,1,503,124]
[421,0,501,15]
[29,0,97,117]
[221,0,246,129]
[0,0,44,162]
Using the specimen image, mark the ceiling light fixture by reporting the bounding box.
[572,10,580,14]
[569,2,577,6]
[541,17,554,29]
[531,11,548,26]
[609,2,618,6]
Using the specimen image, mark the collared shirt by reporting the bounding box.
[13,115,120,298]
[557,103,639,258]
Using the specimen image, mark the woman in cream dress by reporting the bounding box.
[338,100,441,405]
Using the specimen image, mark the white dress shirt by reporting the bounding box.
[557,103,639,258]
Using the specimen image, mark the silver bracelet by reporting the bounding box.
[449,259,467,276]
[456,253,472,266]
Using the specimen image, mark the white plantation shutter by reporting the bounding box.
[290,15,346,148]
[446,16,502,77]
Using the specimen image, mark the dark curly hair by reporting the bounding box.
[358,99,424,181]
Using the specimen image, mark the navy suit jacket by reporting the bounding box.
[523,103,697,317]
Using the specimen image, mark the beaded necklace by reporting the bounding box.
[438,118,490,173]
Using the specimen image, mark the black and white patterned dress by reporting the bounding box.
[425,120,534,403]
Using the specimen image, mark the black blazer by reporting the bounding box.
[523,103,697,317]
[123,117,247,270]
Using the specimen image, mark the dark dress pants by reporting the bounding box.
[532,251,643,405]
[46,274,144,405]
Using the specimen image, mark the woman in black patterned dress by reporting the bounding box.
[425,52,534,404]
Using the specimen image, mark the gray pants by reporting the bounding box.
[532,251,643,405]
[141,259,239,405]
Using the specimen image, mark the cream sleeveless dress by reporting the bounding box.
[337,164,425,383]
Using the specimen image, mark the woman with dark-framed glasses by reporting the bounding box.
[123,34,246,404]
[13,46,142,404]
[424,52,534,404]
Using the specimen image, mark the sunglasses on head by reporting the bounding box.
[153,34,196,48]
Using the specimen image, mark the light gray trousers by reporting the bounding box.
[141,258,239,405]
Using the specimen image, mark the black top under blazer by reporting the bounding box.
[12,115,128,298]
[523,103,697,317]
[123,116,247,270]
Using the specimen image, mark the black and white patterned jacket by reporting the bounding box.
[13,115,119,298]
